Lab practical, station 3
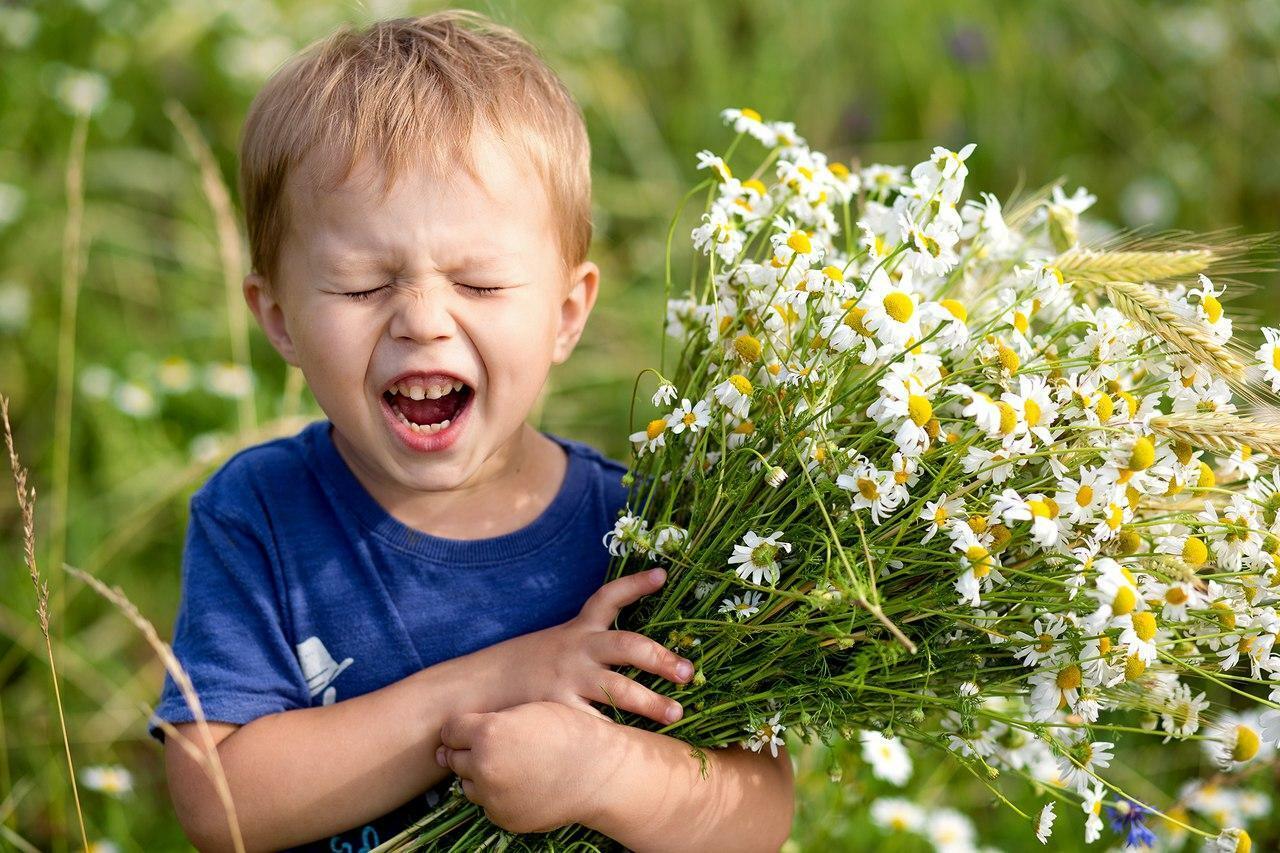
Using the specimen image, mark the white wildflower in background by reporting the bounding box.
[860,731,912,786]
[80,765,132,796]
[204,361,254,399]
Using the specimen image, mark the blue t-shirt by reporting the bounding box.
[148,418,629,851]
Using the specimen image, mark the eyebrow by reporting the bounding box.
[320,252,518,275]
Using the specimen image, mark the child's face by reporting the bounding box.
[243,132,598,495]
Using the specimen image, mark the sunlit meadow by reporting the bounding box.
[3,2,1280,851]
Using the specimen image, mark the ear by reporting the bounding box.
[551,260,600,365]
[243,272,300,367]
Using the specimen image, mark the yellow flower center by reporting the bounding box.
[787,230,812,255]
[1106,504,1124,530]
[968,515,988,534]
[1112,585,1137,616]
[907,395,933,427]
[997,342,1020,374]
[1197,461,1216,489]
[940,299,968,322]
[997,402,1018,435]
[1132,611,1157,641]
[1076,485,1094,506]
[1056,664,1082,691]
[1125,654,1146,681]
[842,305,872,336]
[1182,536,1208,566]
[1095,393,1114,420]
[1024,399,1042,427]
[1014,311,1029,335]
[1119,390,1139,418]
[740,107,762,122]
[1233,725,1260,762]
[734,420,755,435]
[822,265,844,282]
[934,506,949,524]
[682,412,698,426]
[646,419,666,440]
[1036,633,1055,653]
[1129,437,1155,471]
[1165,586,1188,605]
[1202,294,1223,324]
[857,478,879,500]
[1098,636,1112,655]
[734,334,762,363]
[883,291,914,323]
[729,374,753,396]
[1028,499,1052,519]
[742,178,767,196]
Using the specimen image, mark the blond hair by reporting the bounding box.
[238,10,592,291]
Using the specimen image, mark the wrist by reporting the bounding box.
[576,721,649,837]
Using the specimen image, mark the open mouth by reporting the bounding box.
[382,377,474,435]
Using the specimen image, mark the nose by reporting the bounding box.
[387,283,457,343]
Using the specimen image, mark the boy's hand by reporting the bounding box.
[436,701,619,834]
[484,568,692,725]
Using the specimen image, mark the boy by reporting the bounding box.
[148,10,794,852]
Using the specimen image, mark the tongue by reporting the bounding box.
[392,390,464,425]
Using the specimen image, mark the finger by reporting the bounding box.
[440,712,487,749]
[591,671,684,725]
[437,745,476,778]
[570,696,610,721]
[577,568,666,627]
[592,630,694,684]
[460,778,481,804]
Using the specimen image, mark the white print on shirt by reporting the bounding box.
[295,636,354,706]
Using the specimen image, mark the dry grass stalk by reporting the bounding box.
[61,563,247,853]
[1053,248,1214,282]
[166,99,257,434]
[2,394,89,852]
[1087,278,1249,380]
[1149,412,1280,458]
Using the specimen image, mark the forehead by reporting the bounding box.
[285,131,552,264]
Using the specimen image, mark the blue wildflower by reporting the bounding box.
[1106,799,1157,849]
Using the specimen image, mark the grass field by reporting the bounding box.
[3,1,1279,849]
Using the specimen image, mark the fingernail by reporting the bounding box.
[648,568,665,583]
[665,704,682,723]
[675,660,693,681]
[435,747,447,767]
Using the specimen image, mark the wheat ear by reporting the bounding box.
[1149,412,1280,457]
[1053,248,1214,282]
[1083,279,1249,380]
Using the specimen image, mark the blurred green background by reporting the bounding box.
[3,0,1279,849]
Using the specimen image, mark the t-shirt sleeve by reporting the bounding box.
[147,496,310,744]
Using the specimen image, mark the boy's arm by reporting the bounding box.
[167,570,693,851]
[168,649,487,852]
[585,722,795,853]
[438,701,795,853]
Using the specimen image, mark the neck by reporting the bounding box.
[332,421,566,538]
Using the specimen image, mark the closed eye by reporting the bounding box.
[457,283,503,297]
[342,282,503,301]
[343,284,391,302]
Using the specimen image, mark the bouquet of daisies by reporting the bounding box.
[388,109,1280,852]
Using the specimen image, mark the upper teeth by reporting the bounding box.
[388,379,464,400]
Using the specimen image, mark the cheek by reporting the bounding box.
[291,304,379,381]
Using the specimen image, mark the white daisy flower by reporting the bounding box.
[711,374,753,419]
[1034,801,1056,844]
[727,530,792,586]
[666,398,710,435]
[719,590,764,621]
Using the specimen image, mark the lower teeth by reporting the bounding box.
[392,404,452,434]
